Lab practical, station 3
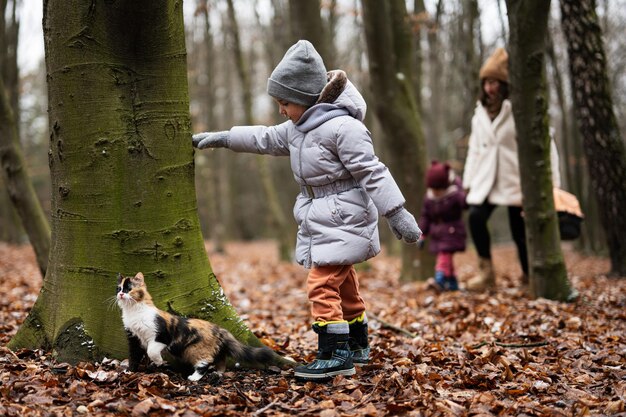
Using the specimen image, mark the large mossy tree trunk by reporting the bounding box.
[506,0,573,300]
[9,0,268,364]
[362,0,430,281]
[560,0,626,277]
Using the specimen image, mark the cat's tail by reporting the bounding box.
[220,329,276,368]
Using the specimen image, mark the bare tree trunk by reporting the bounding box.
[323,0,339,70]
[426,0,444,158]
[546,32,573,191]
[545,30,605,253]
[362,0,429,281]
[0,0,24,243]
[506,0,574,300]
[496,0,508,43]
[560,0,626,276]
[0,0,50,273]
[0,0,19,133]
[460,0,480,132]
[288,0,331,64]
[0,181,24,243]
[0,77,51,276]
[412,0,426,114]
[226,0,293,261]
[198,0,226,253]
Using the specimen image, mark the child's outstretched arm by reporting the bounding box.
[192,123,290,156]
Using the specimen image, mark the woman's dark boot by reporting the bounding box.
[348,313,370,365]
[294,321,355,381]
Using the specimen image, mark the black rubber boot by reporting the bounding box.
[294,322,355,381]
[348,314,370,365]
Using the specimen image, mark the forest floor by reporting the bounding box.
[0,240,625,416]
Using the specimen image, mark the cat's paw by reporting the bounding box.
[150,357,165,366]
[187,371,204,381]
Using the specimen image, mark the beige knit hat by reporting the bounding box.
[479,48,509,82]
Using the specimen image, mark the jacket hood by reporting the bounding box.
[295,70,367,133]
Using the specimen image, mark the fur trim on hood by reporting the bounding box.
[316,70,348,104]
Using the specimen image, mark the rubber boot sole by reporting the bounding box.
[294,367,356,381]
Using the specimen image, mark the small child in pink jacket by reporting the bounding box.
[419,161,467,291]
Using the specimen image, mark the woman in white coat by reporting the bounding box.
[462,48,560,291]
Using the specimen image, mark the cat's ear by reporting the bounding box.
[132,272,145,285]
[117,273,123,285]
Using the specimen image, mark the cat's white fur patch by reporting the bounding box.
[119,299,159,349]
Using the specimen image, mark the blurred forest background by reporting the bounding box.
[2,0,625,259]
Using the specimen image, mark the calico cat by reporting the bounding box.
[116,272,274,381]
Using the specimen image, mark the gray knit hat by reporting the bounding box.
[267,40,327,107]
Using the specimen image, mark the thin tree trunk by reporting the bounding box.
[560,0,626,276]
[506,0,573,300]
[0,77,50,276]
[199,0,226,253]
[1,0,19,135]
[412,0,426,114]
[546,32,573,191]
[0,0,23,244]
[460,0,480,132]
[0,180,24,243]
[226,0,293,261]
[323,0,339,70]
[362,0,429,281]
[426,0,444,158]
[496,0,508,43]
[9,0,276,364]
[288,0,330,64]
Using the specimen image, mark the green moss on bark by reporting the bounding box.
[7,310,49,352]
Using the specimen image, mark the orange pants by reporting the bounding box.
[307,265,366,323]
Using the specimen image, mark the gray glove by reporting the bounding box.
[192,131,230,149]
[385,207,423,244]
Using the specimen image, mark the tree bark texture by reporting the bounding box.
[411,0,426,114]
[362,0,429,281]
[0,0,19,133]
[288,0,331,65]
[546,32,604,253]
[199,1,226,253]
[0,77,51,275]
[560,0,626,276]
[506,0,573,300]
[426,0,443,158]
[459,0,480,132]
[9,0,268,364]
[0,0,24,244]
[227,0,293,262]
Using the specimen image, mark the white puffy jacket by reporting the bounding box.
[229,71,405,268]
[462,99,561,206]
